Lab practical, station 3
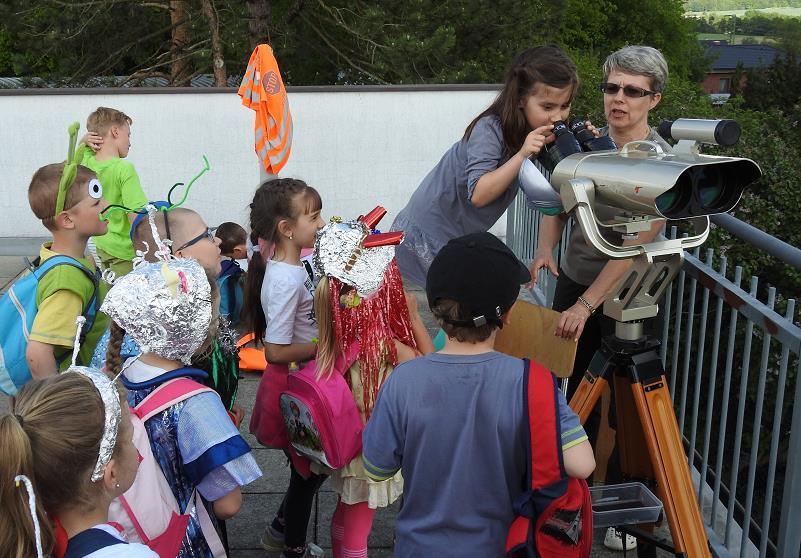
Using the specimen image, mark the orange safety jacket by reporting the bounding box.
[238,44,293,175]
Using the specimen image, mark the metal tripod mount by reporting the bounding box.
[561,177,715,558]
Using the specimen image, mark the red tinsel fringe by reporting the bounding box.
[329,260,415,419]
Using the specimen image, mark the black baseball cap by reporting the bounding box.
[426,232,531,328]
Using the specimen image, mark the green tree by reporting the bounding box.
[742,53,801,113]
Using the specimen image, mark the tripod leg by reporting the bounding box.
[569,348,615,423]
[629,374,711,557]
[615,370,658,558]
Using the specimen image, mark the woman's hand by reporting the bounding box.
[80,132,103,152]
[528,248,559,287]
[517,124,554,159]
[555,301,592,340]
[577,120,601,138]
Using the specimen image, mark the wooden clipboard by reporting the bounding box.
[495,300,577,378]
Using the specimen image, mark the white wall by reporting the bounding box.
[0,88,502,238]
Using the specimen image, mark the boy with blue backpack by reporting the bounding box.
[363,232,596,557]
[0,125,110,394]
[214,221,247,326]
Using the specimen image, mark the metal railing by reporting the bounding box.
[506,192,801,558]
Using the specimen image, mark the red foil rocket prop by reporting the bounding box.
[359,206,387,230]
[358,205,404,247]
[363,231,404,247]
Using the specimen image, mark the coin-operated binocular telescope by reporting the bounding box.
[519,119,762,324]
[559,120,761,558]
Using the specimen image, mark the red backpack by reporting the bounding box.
[505,360,593,558]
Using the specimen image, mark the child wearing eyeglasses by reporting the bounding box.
[92,206,243,424]
[389,45,580,289]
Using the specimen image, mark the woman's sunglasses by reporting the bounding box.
[598,82,657,98]
[174,227,216,252]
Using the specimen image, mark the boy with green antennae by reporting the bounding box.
[25,123,110,378]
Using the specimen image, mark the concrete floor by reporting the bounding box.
[0,241,669,557]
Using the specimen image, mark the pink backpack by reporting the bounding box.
[108,377,227,558]
[280,342,363,469]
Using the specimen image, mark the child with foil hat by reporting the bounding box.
[0,324,151,557]
[101,252,261,557]
[311,207,433,558]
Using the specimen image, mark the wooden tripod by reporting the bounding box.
[569,329,711,558]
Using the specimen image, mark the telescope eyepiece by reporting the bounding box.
[569,119,617,152]
[658,118,741,147]
[546,120,583,168]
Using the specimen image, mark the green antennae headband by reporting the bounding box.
[55,122,90,216]
[98,155,211,221]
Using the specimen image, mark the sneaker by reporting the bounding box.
[603,527,637,551]
[306,544,324,557]
[260,523,285,552]
[281,544,324,558]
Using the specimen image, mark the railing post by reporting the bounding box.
[506,194,518,256]
[777,357,801,557]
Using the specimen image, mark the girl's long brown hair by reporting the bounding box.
[0,374,121,557]
[464,45,579,154]
[243,178,322,343]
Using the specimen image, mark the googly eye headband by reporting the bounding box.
[55,122,103,216]
[313,206,404,297]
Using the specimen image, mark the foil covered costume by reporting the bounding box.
[101,244,260,557]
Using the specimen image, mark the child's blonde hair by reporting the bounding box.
[87,107,132,136]
[313,262,416,419]
[132,207,203,260]
[0,373,126,557]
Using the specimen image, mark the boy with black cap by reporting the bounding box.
[363,232,594,557]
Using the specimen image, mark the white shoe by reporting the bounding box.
[603,527,637,551]
[281,543,324,558]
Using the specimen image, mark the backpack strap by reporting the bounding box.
[523,358,566,490]
[34,255,101,342]
[63,527,124,558]
[134,377,215,422]
[506,360,568,555]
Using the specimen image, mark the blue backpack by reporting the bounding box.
[217,259,244,326]
[0,255,99,396]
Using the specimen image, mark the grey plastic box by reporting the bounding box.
[590,482,663,528]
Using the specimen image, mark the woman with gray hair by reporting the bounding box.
[533,44,670,382]
[530,45,671,551]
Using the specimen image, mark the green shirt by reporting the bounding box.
[82,153,147,260]
[33,243,110,370]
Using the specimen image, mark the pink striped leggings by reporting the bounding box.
[331,499,376,558]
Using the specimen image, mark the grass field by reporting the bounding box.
[687,7,801,17]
